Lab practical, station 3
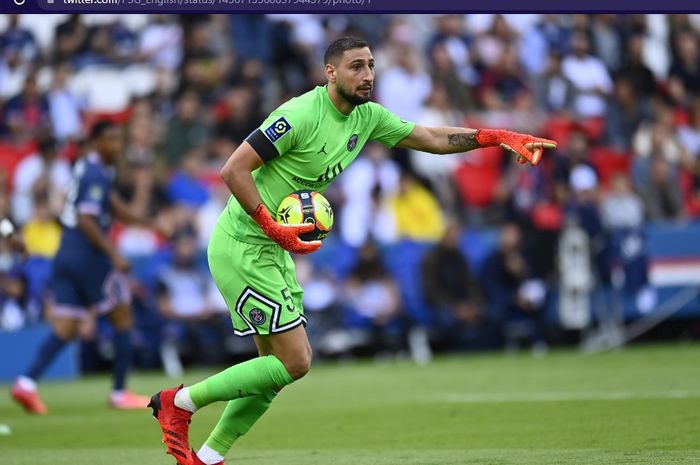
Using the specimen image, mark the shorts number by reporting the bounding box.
[281,288,295,312]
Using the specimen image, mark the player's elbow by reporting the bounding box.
[220,151,248,185]
[221,142,265,184]
[220,159,236,184]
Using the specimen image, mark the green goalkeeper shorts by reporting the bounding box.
[208,222,305,336]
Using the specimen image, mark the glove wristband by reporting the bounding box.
[250,203,275,232]
[474,128,511,147]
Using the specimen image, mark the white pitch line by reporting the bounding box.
[434,390,700,404]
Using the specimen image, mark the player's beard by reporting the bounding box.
[337,82,372,106]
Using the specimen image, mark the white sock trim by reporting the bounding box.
[197,444,225,465]
[17,376,37,392]
[174,387,198,413]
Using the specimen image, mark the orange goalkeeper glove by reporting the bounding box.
[475,129,557,166]
[251,203,321,255]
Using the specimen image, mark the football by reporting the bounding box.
[276,190,334,242]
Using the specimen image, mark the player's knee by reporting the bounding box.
[283,349,312,380]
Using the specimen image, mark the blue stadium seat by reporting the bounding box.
[382,240,436,326]
[311,237,359,280]
[23,256,53,307]
[460,228,499,275]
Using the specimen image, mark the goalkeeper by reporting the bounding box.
[150,37,556,465]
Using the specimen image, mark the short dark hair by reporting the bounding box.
[89,120,117,140]
[324,37,369,65]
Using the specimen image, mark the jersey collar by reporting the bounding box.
[322,86,351,122]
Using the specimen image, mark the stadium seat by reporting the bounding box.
[23,256,53,305]
[453,147,503,208]
[71,66,132,114]
[310,237,359,280]
[0,141,37,190]
[543,115,576,152]
[382,240,436,326]
[459,228,499,275]
[579,116,606,142]
[121,65,158,98]
[589,146,632,189]
[679,170,700,218]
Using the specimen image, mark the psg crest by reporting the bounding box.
[347,134,358,151]
[249,308,266,325]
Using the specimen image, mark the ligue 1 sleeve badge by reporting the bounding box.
[264,116,292,143]
[249,308,266,326]
[347,134,359,151]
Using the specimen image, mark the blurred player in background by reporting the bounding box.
[11,121,158,414]
[149,37,556,465]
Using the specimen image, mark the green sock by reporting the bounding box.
[188,355,293,409]
[205,390,276,455]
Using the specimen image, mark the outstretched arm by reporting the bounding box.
[396,125,481,153]
[396,125,557,166]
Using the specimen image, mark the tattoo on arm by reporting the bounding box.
[447,133,480,151]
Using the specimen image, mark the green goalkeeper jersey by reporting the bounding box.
[220,85,416,244]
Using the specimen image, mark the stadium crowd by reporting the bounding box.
[1,14,700,368]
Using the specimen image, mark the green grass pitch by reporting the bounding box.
[2,343,700,465]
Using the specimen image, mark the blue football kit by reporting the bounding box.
[51,152,130,318]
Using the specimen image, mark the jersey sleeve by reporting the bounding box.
[368,103,416,148]
[245,106,307,162]
[75,168,108,217]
